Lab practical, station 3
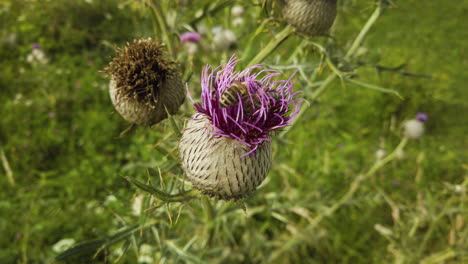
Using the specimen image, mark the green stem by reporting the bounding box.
[247,25,296,66]
[201,196,216,246]
[280,2,385,138]
[149,0,174,57]
[345,1,384,60]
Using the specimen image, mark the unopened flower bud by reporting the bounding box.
[282,0,337,37]
[403,119,424,139]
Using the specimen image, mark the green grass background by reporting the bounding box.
[0,0,466,263]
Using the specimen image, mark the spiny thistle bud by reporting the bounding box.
[282,0,337,37]
[179,57,302,200]
[104,38,185,126]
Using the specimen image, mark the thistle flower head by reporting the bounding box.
[180,32,201,44]
[179,57,302,200]
[416,112,428,122]
[103,38,185,125]
[192,56,302,155]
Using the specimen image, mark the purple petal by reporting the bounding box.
[416,112,428,122]
[192,55,303,153]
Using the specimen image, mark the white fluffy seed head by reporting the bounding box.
[282,0,337,37]
[403,119,425,139]
[179,115,272,200]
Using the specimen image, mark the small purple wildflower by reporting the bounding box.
[180,32,201,44]
[189,56,303,155]
[416,112,428,122]
[32,43,40,49]
[48,112,56,119]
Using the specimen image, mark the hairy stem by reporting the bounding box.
[247,25,296,66]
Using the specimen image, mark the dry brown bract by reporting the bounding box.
[104,39,184,126]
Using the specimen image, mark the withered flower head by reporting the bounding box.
[282,0,337,37]
[104,38,185,125]
[179,57,302,200]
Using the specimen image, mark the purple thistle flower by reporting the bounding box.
[191,56,303,155]
[179,56,303,200]
[32,43,40,49]
[416,112,428,122]
[180,32,201,44]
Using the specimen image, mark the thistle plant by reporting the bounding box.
[104,38,185,126]
[179,57,302,200]
[53,1,453,263]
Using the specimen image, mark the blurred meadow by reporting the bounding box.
[0,0,467,263]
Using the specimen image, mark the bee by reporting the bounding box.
[220,80,250,108]
[219,80,284,114]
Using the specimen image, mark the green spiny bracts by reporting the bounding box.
[104,38,185,125]
[282,0,337,37]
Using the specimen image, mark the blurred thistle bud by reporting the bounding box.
[403,120,425,139]
[403,112,428,139]
[281,0,337,37]
[375,149,386,160]
[179,57,303,200]
[103,38,185,126]
[180,32,201,44]
[416,112,428,122]
[231,4,245,17]
[213,28,238,51]
[27,43,48,65]
[232,17,245,27]
[180,32,201,56]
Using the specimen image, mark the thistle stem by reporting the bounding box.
[345,1,384,60]
[247,25,296,66]
[148,0,174,57]
[201,196,216,247]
